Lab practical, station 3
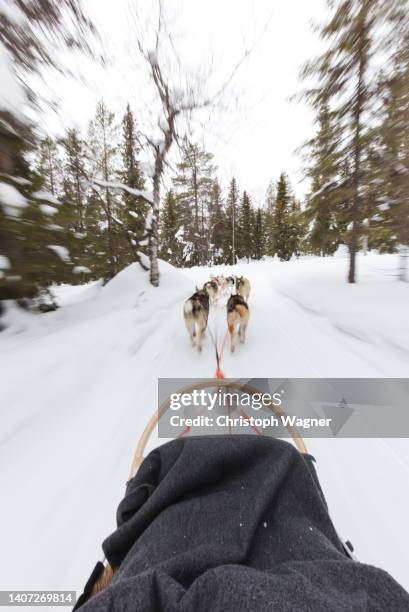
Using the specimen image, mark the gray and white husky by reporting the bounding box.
[183,288,210,352]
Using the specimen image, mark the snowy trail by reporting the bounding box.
[1,254,409,602]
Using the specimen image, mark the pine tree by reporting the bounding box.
[159,190,184,266]
[35,136,61,196]
[264,180,276,255]
[372,32,409,276]
[208,179,227,264]
[225,177,239,264]
[61,128,88,232]
[302,0,404,282]
[253,208,264,260]
[117,103,147,267]
[304,102,342,256]
[0,0,98,317]
[271,173,294,261]
[88,100,119,279]
[173,140,215,265]
[237,190,253,261]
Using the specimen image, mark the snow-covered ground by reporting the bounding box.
[0,251,409,605]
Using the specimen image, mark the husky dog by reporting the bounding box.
[210,274,225,290]
[227,294,249,353]
[183,288,210,352]
[236,276,251,301]
[203,279,219,304]
[225,276,236,295]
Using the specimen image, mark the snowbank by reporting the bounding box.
[270,253,409,364]
[0,259,194,596]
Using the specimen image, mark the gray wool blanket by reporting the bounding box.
[77,436,409,611]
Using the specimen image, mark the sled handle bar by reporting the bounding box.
[129,380,308,479]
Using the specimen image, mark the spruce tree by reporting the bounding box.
[208,179,227,264]
[373,32,409,276]
[61,128,88,232]
[304,101,342,256]
[0,0,98,317]
[237,190,253,261]
[302,0,405,282]
[271,173,294,261]
[88,100,119,279]
[253,208,264,260]
[35,136,61,196]
[264,180,276,255]
[173,140,215,265]
[117,103,147,267]
[225,177,239,264]
[159,190,183,266]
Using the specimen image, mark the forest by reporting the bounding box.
[1,0,409,311]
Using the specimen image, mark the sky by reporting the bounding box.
[40,0,329,205]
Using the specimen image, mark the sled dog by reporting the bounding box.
[204,279,219,304]
[236,276,251,301]
[183,288,210,352]
[227,294,249,353]
[225,276,236,294]
[212,274,235,296]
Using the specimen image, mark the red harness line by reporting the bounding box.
[208,299,229,379]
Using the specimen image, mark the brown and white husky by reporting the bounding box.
[227,294,249,353]
[236,276,251,301]
[183,288,210,352]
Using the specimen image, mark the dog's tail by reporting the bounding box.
[227,310,237,334]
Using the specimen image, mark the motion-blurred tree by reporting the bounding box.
[88,100,119,280]
[304,102,342,256]
[117,103,148,268]
[302,0,406,282]
[0,0,99,313]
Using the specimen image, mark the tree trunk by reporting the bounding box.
[348,11,367,284]
[399,247,408,281]
[150,172,160,287]
[232,201,236,265]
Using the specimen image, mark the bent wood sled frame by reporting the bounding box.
[129,379,308,479]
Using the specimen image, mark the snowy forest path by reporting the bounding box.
[1,258,409,599]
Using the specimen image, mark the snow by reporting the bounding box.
[47,245,71,263]
[91,178,153,205]
[310,180,335,198]
[73,266,91,275]
[39,204,58,216]
[0,253,409,599]
[0,43,26,114]
[32,191,60,206]
[0,181,28,217]
[0,255,10,269]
